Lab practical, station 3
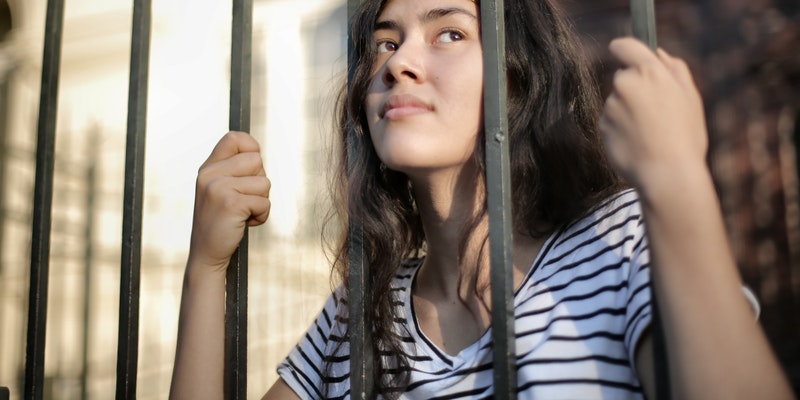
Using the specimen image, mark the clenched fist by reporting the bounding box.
[600,38,709,197]
[188,131,271,272]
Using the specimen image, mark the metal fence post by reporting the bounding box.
[115,0,152,397]
[481,0,517,398]
[346,1,374,399]
[629,1,669,399]
[226,0,253,398]
[631,0,657,49]
[23,0,64,398]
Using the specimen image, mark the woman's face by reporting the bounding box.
[365,0,483,178]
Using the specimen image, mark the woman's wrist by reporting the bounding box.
[633,160,715,212]
[184,256,228,287]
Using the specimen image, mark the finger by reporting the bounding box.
[232,176,271,197]
[204,131,261,165]
[599,94,628,143]
[608,37,659,69]
[602,79,633,118]
[656,48,697,91]
[200,151,265,180]
[240,195,271,226]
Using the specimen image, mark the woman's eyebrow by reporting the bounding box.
[374,7,478,32]
[374,19,400,32]
[421,7,477,24]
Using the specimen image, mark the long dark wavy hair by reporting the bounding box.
[324,0,624,397]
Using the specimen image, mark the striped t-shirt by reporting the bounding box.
[278,190,652,399]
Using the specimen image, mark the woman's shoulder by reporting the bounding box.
[568,188,643,232]
[547,188,645,255]
[590,188,641,217]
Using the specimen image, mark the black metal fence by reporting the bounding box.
[3,0,664,399]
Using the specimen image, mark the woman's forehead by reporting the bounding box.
[377,0,479,21]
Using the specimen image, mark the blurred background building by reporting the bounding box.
[0,0,797,398]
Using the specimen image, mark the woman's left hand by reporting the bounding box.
[599,37,709,194]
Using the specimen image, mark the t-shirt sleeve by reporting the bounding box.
[277,287,349,400]
[624,211,653,370]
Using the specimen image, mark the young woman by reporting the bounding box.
[170,0,794,398]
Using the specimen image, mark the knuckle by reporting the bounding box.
[196,168,213,190]
[227,130,244,140]
[221,193,240,211]
[674,58,689,70]
[203,177,230,201]
[612,72,635,94]
[243,151,263,166]
[220,131,237,145]
[196,163,223,188]
[257,177,271,196]
[231,131,260,150]
[639,63,659,80]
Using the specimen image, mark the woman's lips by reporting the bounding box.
[383,94,432,120]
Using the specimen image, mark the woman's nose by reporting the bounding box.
[382,42,424,86]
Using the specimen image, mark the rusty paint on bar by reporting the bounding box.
[346,1,374,399]
[116,0,152,398]
[481,0,517,398]
[226,0,252,398]
[24,0,64,398]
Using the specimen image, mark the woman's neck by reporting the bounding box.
[409,162,488,300]
[409,164,545,304]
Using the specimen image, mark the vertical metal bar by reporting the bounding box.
[630,2,669,399]
[481,0,516,398]
[23,0,64,398]
[346,1,373,399]
[631,0,657,50]
[226,0,252,398]
[116,0,151,398]
[347,226,371,399]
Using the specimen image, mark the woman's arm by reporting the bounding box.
[262,378,302,400]
[601,37,794,399]
[170,131,271,399]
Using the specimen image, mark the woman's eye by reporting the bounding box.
[377,40,398,53]
[437,30,463,43]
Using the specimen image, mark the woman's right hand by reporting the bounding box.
[188,131,271,272]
